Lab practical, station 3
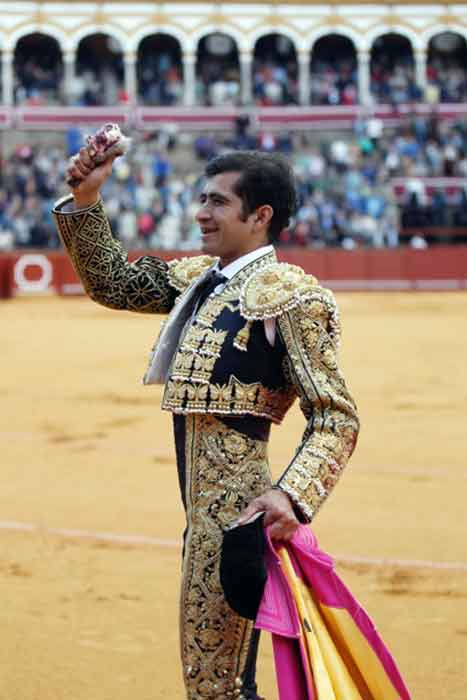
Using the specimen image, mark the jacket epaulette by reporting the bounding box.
[167,255,217,293]
[240,263,318,320]
[240,262,341,350]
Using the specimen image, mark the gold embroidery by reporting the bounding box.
[233,380,259,405]
[169,319,229,385]
[191,353,218,383]
[240,262,318,321]
[180,414,272,699]
[163,375,296,423]
[185,383,210,404]
[196,297,236,328]
[180,325,228,356]
[167,255,217,293]
[165,379,189,406]
[53,195,177,314]
[276,292,359,521]
[233,320,253,352]
[171,351,217,384]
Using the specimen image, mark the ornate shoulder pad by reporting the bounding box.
[240,263,318,320]
[167,255,217,293]
[241,262,341,349]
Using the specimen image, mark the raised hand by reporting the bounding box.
[66,147,118,208]
[65,123,130,209]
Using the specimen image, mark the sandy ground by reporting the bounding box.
[1,292,466,700]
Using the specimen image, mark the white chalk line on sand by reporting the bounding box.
[1,520,466,572]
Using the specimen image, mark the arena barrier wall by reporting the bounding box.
[1,247,466,299]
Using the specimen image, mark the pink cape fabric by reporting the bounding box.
[255,525,411,700]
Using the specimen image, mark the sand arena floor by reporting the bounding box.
[1,292,466,700]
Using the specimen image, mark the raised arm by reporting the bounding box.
[52,140,177,314]
[53,195,177,314]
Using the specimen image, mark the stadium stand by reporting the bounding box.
[1,116,467,252]
[2,14,467,119]
[0,5,467,254]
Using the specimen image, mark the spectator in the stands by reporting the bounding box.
[196,59,240,106]
[6,116,467,249]
[310,59,358,106]
[139,53,183,106]
[14,54,62,106]
[427,58,467,103]
[371,49,421,104]
[253,61,298,105]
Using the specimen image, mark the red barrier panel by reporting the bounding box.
[365,250,406,280]
[0,256,12,298]
[406,248,467,286]
[323,249,370,282]
[1,247,467,298]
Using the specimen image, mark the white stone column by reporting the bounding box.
[298,50,310,106]
[414,48,427,98]
[357,49,371,105]
[2,50,14,105]
[124,52,137,105]
[183,51,196,106]
[239,50,253,106]
[62,50,76,105]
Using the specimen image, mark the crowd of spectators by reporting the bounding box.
[0,144,61,250]
[72,39,126,106]
[253,61,298,105]
[371,56,421,105]
[8,34,467,107]
[14,58,63,106]
[278,115,467,247]
[71,68,127,107]
[427,58,467,103]
[196,63,241,107]
[310,59,358,106]
[2,115,467,252]
[139,53,183,106]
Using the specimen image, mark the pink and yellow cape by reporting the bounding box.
[255,526,411,700]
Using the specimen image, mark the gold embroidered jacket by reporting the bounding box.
[53,195,359,522]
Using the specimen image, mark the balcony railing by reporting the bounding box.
[1,103,467,131]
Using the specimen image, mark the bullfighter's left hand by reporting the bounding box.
[235,488,300,541]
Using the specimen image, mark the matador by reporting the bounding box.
[53,149,359,700]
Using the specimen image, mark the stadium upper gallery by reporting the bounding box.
[1,0,467,294]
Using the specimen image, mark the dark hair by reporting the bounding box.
[204,151,297,243]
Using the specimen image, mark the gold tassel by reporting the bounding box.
[233,320,252,352]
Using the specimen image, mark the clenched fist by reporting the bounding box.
[65,123,130,208]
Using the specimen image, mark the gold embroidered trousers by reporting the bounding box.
[176,414,272,700]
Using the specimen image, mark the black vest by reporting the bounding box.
[161,254,297,424]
